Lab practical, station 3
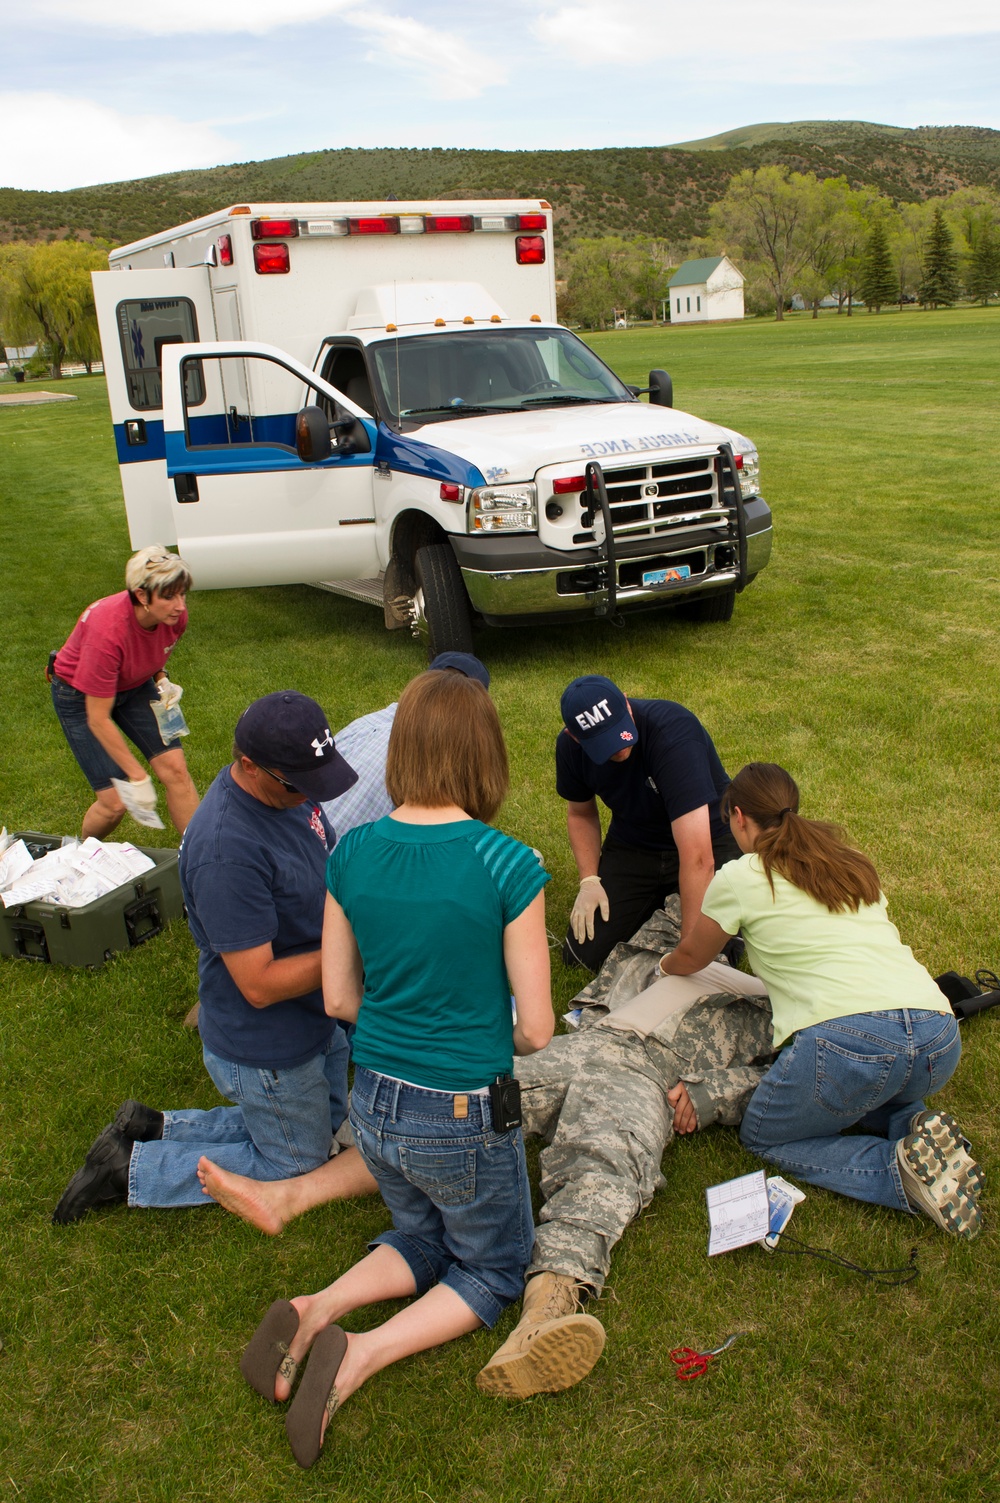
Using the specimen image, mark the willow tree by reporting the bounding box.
[0,240,109,377]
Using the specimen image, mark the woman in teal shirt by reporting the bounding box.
[241,669,553,1467]
[661,762,981,1240]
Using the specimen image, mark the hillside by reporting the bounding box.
[2,121,999,252]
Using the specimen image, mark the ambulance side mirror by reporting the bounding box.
[648,369,673,408]
[296,405,333,463]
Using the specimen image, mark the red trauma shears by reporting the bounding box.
[669,1331,746,1380]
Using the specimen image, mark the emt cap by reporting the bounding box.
[235,691,358,802]
[561,675,637,763]
[429,652,491,689]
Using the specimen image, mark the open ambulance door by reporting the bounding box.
[92,268,217,548]
[160,341,380,590]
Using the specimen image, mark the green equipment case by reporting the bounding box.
[0,832,184,968]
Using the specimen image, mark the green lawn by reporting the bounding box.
[1,307,999,1502]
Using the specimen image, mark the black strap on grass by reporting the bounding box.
[772,1232,919,1285]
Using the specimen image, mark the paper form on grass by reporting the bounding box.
[706,1169,770,1255]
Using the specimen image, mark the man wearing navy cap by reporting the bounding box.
[53,690,373,1223]
[557,675,740,971]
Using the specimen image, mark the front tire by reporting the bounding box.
[412,544,475,658]
[677,587,736,624]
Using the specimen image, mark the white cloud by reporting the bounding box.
[0,94,237,191]
[350,10,507,97]
[533,0,1000,65]
[19,0,353,36]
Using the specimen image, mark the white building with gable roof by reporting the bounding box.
[668,256,744,323]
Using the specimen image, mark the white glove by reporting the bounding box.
[111,776,165,830]
[570,875,610,944]
[157,676,183,709]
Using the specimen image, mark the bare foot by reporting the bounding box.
[275,1294,336,1401]
[196,1156,287,1235]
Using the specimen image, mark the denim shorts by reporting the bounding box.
[349,1065,534,1327]
[51,675,179,791]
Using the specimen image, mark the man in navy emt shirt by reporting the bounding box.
[557,675,740,972]
[53,691,376,1223]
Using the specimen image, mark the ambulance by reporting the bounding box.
[93,200,773,655]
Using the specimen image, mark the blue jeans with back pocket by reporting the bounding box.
[349,1065,534,1327]
[739,1009,961,1211]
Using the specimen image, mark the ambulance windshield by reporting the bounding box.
[369,326,634,426]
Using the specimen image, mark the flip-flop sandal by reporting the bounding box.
[285,1324,348,1469]
[240,1299,302,1403]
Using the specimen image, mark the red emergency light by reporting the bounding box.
[733,453,744,468]
[216,234,233,266]
[516,235,545,265]
[552,475,587,494]
[424,215,474,234]
[253,243,290,274]
[250,219,300,240]
[517,213,548,231]
[349,217,400,235]
[439,482,463,501]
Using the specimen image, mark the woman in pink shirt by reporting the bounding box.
[49,545,199,838]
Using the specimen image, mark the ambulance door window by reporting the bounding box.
[184,352,316,451]
[116,297,204,411]
[212,290,251,441]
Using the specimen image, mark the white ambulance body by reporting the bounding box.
[93,200,772,654]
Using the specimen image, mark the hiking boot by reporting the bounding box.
[908,1108,970,1156]
[476,1271,606,1399]
[896,1129,984,1239]
[113,1099,164,1142]
[52,1125,132,1224]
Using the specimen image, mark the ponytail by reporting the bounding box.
[723,763,881,913]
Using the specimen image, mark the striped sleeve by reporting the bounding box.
[472,826,550,926]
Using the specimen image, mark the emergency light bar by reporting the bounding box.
[249,213,550,240]
[250,218,300,240]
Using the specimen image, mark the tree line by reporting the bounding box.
[559,173,1000,326]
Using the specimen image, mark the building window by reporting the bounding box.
[676,298,681,314]
[686,297,690,312]
[697,296,701,312]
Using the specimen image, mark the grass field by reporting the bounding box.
[1,307,999,1502]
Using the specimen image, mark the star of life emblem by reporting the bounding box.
[484,465,509,483]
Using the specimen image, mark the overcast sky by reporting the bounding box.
[2,0,998,192]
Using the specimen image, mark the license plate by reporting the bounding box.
[642,564,692,588]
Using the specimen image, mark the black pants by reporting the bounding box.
[562,828,742,972]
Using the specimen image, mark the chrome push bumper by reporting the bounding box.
[455,498,772,624]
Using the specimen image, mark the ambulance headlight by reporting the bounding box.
[469,483,537,532]
[737,448,760,499]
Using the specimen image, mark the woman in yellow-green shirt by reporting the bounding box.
[660,762,982,1239]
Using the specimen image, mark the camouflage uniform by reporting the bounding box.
[515,898,776,1293]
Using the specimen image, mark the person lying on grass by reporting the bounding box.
[239,670,553,1467]
[660,760,983,1238]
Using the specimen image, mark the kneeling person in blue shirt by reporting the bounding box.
[53,691,374,1223]
[558,674,740,971]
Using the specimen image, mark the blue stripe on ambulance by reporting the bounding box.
[118,413,379,472]
[375,426,486,488]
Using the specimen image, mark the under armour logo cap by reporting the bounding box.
[236,691,358,801]
[560,675,637,764]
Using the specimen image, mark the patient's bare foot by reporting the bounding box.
[197,1156,287,1235]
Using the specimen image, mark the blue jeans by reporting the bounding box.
[740,1009,961,1210]
[128,1033,350,1208]
[349,1066,534,1328]
[51,674,179,791]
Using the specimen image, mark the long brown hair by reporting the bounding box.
[722,763,882,913]
[386,669,508,823]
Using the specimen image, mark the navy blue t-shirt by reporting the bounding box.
[555,699,730,852]
[179,767,335,1068]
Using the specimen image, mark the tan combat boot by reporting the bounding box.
[476,1271,606,1399]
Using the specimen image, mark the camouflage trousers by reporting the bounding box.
[516,1027,675,1294]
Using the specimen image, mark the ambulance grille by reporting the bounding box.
[572,454,724,545]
